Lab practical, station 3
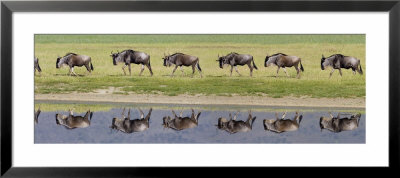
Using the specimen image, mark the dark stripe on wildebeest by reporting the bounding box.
[321,54,363,78]
[56,52,94,76]
[319,113,361,133]
[110,49,153,76]
[162,52,202,78]
[217,52,258,77]
[110,108,152,133]
[264,53,304,78]
[34,57,42,73]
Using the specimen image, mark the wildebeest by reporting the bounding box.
[320,113,361,133]
[110,49,153,76]
[34,107,41,125]
[216,111,256,134]
[264,53,304,78]
[321,54,363,77]
[34,57,42,74]
[163,53,202,77]
[217,52,258,77]
[56,53,94,76]
[110,108,152,133]
[55,109,94,129]
[162,109,201,131]
[263,112,302,133]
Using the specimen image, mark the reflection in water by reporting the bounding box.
[55,109,94,129]
[319,113,361,133]
[34,107,41,125]
[34,105,366,143]
[263,112,302,133]
[216,111,256,134]
[110,108,152,133]
[162,109,201,131]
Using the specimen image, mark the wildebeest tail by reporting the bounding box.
[90,112,94,120]
[252,58,258,70]
[90,62,94,71]
[300,59,304,72]
[359,61,363,75]
[197,61,202,72]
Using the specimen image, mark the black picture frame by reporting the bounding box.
[1,0,399,177]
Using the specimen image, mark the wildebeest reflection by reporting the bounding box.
[216,111,256,134]
[162,109,201,131]
[110,108,152,133]
[263,112,302,133]
[320,113,361,133]
[55,109,93,129]
[34,107,41,124]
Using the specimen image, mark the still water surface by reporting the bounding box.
[34,104,365,143]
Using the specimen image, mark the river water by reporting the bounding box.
[34,103,365,144]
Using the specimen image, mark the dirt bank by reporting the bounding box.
[35,93,365,109]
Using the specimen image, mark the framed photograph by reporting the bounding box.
[1,0,399,176]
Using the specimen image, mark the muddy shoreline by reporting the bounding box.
[35,93,365,109]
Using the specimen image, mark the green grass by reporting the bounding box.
[34,103,365,114]
[34,34,365,98]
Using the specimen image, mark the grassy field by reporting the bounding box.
[34,35,365,98]
[34,103,365,114]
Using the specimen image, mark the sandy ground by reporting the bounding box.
[35,91,365,109]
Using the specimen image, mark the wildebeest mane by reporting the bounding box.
[170,52,184,57]
[271,53,287,56]
[327,54,347,59]
[64,52,77,57]
[122,49,135,54]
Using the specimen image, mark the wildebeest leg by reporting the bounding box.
[122,65,127,75]
[191,65,196,77]
[276,67,280,77]
[295,66,300,78]
[329,69,335,78]
[85,64,91,75]
[171,65,178,77]
[282,68,289,77]
[234,66,241,76]
[230,65,233,77]
[247,63,253,77]
[338,68,343,76]
[128,64,132,76]
[138,108,144,119]
[71,67,78,76]
[180,66,184,76]
[139,64,145,76]
[146,64,153,76]
[352,68,356,75]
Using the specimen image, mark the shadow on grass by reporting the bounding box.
[54,73,86,77]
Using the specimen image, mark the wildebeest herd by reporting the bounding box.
[34,50,364,78]
[35,108,361,134]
